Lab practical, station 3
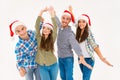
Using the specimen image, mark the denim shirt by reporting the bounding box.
[85,29,99,60]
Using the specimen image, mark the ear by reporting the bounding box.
[68,18,71,23]
[15,31,19,35]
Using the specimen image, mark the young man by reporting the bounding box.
[9,20,41,80]
[56,10,92,80]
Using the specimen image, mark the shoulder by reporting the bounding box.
[15,41,22,49]
[68,27,75,36]
[69,31,75,36]
[88,28,94,36]
[28,30,36,36]
[68,30,75,39]
[28,30,35,33]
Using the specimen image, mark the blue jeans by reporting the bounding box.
[78,58,94,80]
[39,62,58,80]
[58,57,74,80]
[25,67,41,80]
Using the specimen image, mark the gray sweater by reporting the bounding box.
[56,17,83,58]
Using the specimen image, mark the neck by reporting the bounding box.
[44,34,48,39]
[80,29,84,36]
[62,25,69,28]
[22,35,29,40]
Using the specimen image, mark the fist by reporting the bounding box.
[19,67,26,77]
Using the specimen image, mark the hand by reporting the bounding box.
[19,67,26,77]
[100,57,113,67]
[68,5,73,13]
[48,6,55,17]
[39,7,48,16]
[42,6,48,12]
[79,56,93,70]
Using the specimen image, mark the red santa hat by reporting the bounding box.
[9,20,25,37]
[42,22,53,30]
[62,10,75,23]
[77,14,91,26]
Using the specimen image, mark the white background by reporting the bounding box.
[0,0,120,80]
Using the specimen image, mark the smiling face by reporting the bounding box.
[78,19,87,29]
[15,25,28,39]
[61,15,71,28]
[42,26,51,37]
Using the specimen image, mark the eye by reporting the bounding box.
[43,27,45,29]
[62,16,65,19]
[21,27,25,30]
[78,20,81,23]
[16,30,20,33]
[66,18,70,20]
[82,20,86,23]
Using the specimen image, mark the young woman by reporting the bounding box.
[69,6,113,80]
[35,6,58,80]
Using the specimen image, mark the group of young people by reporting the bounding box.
[9,6,113,80]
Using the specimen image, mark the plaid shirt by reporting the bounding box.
[15,30,37,69]
[85,29,99,60]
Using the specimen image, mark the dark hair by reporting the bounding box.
[76,23,89,43]
[40,30,54,52]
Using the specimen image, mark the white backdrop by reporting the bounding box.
[0,0,120,80]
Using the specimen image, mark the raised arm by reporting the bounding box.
[48,6,58,41]
[68,5,74,18]
[35,7,48,36]
[55,16,61,28]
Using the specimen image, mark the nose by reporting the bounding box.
[19,31,24,35]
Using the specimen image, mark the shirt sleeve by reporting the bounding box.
[35,16,42,37]
[55,15,62,28]
[68,32,83,56]
[88,29,99,49]
[51,17,58,42]
[15,46,24,70]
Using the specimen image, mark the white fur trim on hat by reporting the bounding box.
[62,12,71,18]
[62,10,75,23]
[77,16,88,23]
[12,21,25,33]
[76,14,91,26]
[42,23,53,30]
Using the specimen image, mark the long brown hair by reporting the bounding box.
[40,31,54,52]
[76,23,89,43]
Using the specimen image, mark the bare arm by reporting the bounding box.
[88,30,113,67]
[94,47,113,67]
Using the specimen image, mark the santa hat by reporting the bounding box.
[77,14,91,26]
[9,20,25,37]
[42,22,53,30]
[62,10,75,23]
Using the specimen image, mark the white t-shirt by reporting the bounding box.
[79,41,91,58]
